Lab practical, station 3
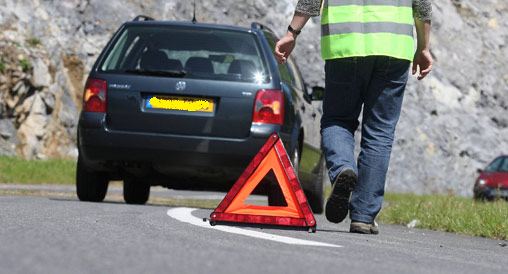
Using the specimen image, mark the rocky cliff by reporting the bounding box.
[0,0,507,196]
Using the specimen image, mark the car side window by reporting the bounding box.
[278,61,292,84]
[286,58,304,91]
[265,34,292,84]
[486,157,505,173]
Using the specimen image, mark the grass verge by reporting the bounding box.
[0,156,76,184]
[379,193,508,240]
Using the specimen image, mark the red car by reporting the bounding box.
[474,155,508,200]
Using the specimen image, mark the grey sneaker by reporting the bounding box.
[325,168,357,223]
[350,221,379,234]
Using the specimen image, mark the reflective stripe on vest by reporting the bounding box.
[321,0,414,61]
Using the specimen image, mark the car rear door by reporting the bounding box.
[97,24,271,139]
[104,75,258,139]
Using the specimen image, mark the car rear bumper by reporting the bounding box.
[78,112,282,172]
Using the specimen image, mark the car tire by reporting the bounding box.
[268,146,300,207]
[305,159,325,214]
[123,177,150,204]
[292,145,300,176]
[76,156,109,202]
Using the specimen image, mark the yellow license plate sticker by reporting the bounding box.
[147,95,214,112]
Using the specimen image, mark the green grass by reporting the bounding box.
[20,58,30,71]
[0,156,76,184]
[0,62,5,73]
[300,145,321,172]
[379,193,508,240]
[26,38,41,47]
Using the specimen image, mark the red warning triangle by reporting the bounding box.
[210,134,316,229]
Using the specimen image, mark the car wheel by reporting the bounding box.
[473,192,482,201]
[305,159,325,214]
[292,145,300,176]
[268,146,300,207]
[76,156,109,202]
[123,177,150,204]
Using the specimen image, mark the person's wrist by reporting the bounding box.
[286,30,298,40]
[416,47,430,53]
[416,45,430,52]
[287,25,301,38]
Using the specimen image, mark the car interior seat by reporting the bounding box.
[167,59,184,71]
[139,50,170,70]
[185,57,214,74]
[228,59,256,77]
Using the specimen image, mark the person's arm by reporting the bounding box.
[412,19,432,80]
[274,12,311,64]
[275,0,321,64]
[412,0,433,80]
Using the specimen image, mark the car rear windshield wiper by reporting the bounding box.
[123,69,186,78]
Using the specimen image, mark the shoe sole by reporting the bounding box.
[350,224,379,235]
[325,168,357,223]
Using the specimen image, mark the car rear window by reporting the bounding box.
[100,24,269,83]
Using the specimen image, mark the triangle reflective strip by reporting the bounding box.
[224,147,303,218]
[210,134,316,228]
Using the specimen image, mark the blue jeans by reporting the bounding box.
[321,56,410,223]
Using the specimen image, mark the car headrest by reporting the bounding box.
[228,59,256,76]
[167,59,183,71]
[185,57,214,74]
[140,50,169,70]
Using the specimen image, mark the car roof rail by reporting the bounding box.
[251,22,275,34]
[133,15,155,21]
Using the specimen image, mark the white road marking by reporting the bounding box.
[167,207,341,248]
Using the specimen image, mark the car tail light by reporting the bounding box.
[83,78,107,112]
[252,89,284,125]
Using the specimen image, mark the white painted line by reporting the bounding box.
[167,207,341,248]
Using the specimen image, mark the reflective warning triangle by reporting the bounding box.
[210,134,316,230]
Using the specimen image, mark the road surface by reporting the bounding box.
[1,195,507,274]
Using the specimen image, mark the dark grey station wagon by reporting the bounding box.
[77,16,326,213]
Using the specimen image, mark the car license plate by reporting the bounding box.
[490,189,508,197]
[146,95,214,113]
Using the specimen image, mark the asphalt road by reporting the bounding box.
[0,184,258,200]
[1,195,507,274]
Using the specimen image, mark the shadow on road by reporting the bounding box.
[48,197,173,208]
[315,228,350,233]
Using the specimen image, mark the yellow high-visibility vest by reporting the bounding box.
[321,0,415,60]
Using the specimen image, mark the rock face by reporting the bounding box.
[0,0,507,196]
[388,0,508,197]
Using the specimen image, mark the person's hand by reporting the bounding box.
[412,49,433,80]
[275,33,296,64]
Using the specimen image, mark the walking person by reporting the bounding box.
[275,0,433,234]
